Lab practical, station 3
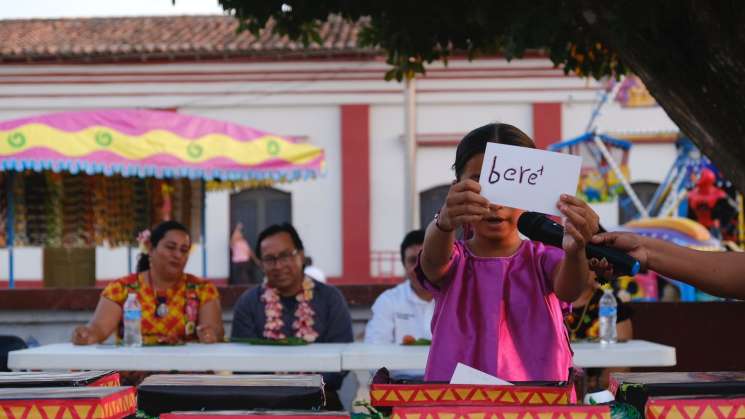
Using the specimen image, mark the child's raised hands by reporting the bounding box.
[438,180,490,231]
[556,194,599,255]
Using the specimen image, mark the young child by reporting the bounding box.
[418,123,598,382]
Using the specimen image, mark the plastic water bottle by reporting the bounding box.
[598,285,617,344]
[123,292,142,347]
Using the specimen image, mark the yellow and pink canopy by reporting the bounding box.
[0,109,325,183]
[0,109,325,287]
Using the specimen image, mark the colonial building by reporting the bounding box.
[0,15,679,287]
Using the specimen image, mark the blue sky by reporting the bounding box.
[0,0,224,19]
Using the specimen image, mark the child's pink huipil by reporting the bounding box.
[416,240,572,382]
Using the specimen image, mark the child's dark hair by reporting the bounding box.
[256,223,304,259]
[137,220,191,273]
[400,229,425,263]
[453,123,535,180]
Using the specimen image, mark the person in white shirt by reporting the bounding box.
[303,256,327,283]
[365,230,434,345]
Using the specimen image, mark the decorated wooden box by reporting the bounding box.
[0,386,136,419]
[161,411,350,419]
[0,371,120,388]
[391,405,610,419]
[610,372,745,414]
[370,383,573,407]
[138,375,326,417]
[645,396,745,419]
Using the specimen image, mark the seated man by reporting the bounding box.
[364,230,434,378]
[231,223,353,409]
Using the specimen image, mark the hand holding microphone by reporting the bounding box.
[591,231,649,273]
[517,211,641,277]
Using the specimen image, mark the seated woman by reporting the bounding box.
[564,270,632,391]
[72,221,224,345]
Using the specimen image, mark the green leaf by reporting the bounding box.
[231,337,309,346]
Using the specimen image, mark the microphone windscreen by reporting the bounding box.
[517,211,564,248]
[517,211,545,239]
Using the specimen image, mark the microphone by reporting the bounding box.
[517,212,640,276]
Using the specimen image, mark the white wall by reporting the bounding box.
[416,103,534,136]
[628,143,678,184]
[203,190,230,279]
[95,246,131,279]
[370,105,407,255]
[0,248,43,281]
[589,201,621,230]
[562,99,679,139]
[417,148,455,194]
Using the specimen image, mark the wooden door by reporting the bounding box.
[43,247,96,288]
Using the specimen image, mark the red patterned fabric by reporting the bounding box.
[101,273,218,344]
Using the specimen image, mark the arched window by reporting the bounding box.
[618,181,660,224]
[229,188,292,284]
[230,187,292,248]
[419,184,451,229]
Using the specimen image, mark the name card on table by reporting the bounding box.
[478,143,581,216]
[450,363,512,386]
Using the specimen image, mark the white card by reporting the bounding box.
[449,363,513,386]
[478,143,582,216]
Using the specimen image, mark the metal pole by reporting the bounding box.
[404,77,418,229]
[657,168,688,219]
[201,180,207,278]
[585,78,624,134]
[127,245,132,275]
[660,189,689,218]
[737,193,744,246]
[645,153,683,217]
[6,172,15,288]
[592,135,649,218]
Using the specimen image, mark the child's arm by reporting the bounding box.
[552,195,599,301]
[421,179,489,285]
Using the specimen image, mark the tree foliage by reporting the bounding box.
[220,1,627,81]
[219,1,745,195]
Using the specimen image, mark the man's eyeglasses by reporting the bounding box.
[261,249,299,267]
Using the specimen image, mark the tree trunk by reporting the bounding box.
[590,2,745,195]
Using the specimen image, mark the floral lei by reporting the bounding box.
[261,276,319,342]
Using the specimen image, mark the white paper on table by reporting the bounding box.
[478,142,582,216]
[449,363,513,386]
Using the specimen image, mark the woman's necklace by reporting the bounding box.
[566,289,596,340]
[567,301,591,339]
[148,271,169,318]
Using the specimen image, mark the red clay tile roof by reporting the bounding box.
[0,15,376,63]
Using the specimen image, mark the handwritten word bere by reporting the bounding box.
[487,156,545,185]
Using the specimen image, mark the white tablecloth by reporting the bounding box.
[8,340,675,372]
[340,340,676,370]
[569,340,677,368]
[8,343,347,372]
